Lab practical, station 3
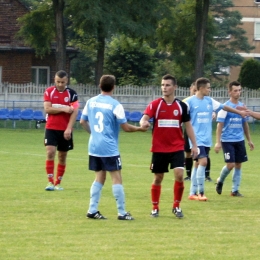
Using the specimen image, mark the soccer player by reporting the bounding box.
[80,75,148,220]
[185,77,248,201]
[214,81,254,196]
[140,74,198,219]
[183,83,213,182]
[44,70,79,191]
[183,82,197,181]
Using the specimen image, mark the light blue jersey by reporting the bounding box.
[217,100,247,142]
[81,94,127,157]
[185,96,224,147]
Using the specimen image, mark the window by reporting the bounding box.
[254,22,260,40]
[214,66,230,75]
[31,67,50,85]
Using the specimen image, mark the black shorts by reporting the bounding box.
[89,155,122,171]
[44,129,73,152]
[221,141,247,163]
[184,130,191,153]
[150,151,185,173]
[194,146,210,161]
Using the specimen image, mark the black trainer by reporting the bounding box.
[184,176,191,181]
[216,178,224,195]
[150,209,159,217]
[86,211,107,219]
[205,176,213,182]
[231,191,244,197]
[118,212,134,220]
[172,207,184,218]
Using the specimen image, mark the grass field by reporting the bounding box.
[1,126,260,260]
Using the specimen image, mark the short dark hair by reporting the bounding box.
[228,80,241,91]
[195,77,210,90]
[55,70,68,78]
[162,74,177,86]
[99,75,116,92]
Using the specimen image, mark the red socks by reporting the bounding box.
[55,164,66,185]
[173,181,184,208]
[151,184,161,210]
[45,160,54,183]
[45,161,66,186]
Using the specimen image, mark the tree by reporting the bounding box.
[104,36,156,86]
[194,0,209,79]
[156,0,253,85]
[238,59,260,90]
[68,0,163,84]
[18,0,67,71]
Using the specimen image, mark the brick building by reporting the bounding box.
[228,0,260,81]
[0,0,75,85]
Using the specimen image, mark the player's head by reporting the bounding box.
[54,70,68,89]
[228,81,241,91]
[190,82,197,95]
[162,74,177,86]
[228,81,242,99]
[195,77,211,96]
[99,75,116,92]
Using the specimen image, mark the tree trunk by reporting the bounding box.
[53,0,66,71]
[194,0,209,80]
[95,23,106,86]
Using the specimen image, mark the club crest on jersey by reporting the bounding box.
[173,110,179,116]
[207,104,211,110]
[64,97,69,102]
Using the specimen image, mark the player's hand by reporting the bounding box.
[191,146,198,159]
[64,128,72,140]
[248,141,254,151]
[214,142,221,153]
[236,105,248,111]
[140,121,150,130]
[64,106,74,114]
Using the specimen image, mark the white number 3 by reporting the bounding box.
[94,112,104,133]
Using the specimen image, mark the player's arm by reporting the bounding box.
[80,118,91,134]
[214,122,223,153]
[243,121,254,151]
[247,110,260,120]
[64,107,78,138]
[44,101,73,114]
[184,121,198,158]
[121,122,148,132]
[223,105,247,118]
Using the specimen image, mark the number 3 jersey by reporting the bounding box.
[81,94,127,157]
[144,98,190,153]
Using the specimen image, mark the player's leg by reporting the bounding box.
[150,153,168,217]
[171,151,184,218]
[87,156,107,219]
[189,160,198,199]
[54,131,73,190]
[216,142,235,195]
[231,141,248,197]
[44,129,57,191]
[205,154,212,182]
[184,130,192,180]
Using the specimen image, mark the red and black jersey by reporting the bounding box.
[144,98,190,152]
[44,86,78,130]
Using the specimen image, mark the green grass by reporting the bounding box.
[1,127,260,259]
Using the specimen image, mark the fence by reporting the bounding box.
[1,83,260,110]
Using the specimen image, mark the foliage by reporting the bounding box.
[16,1,55,57]
[156,0,253,83]
[238,59,260,89]
[104,36,156,86]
